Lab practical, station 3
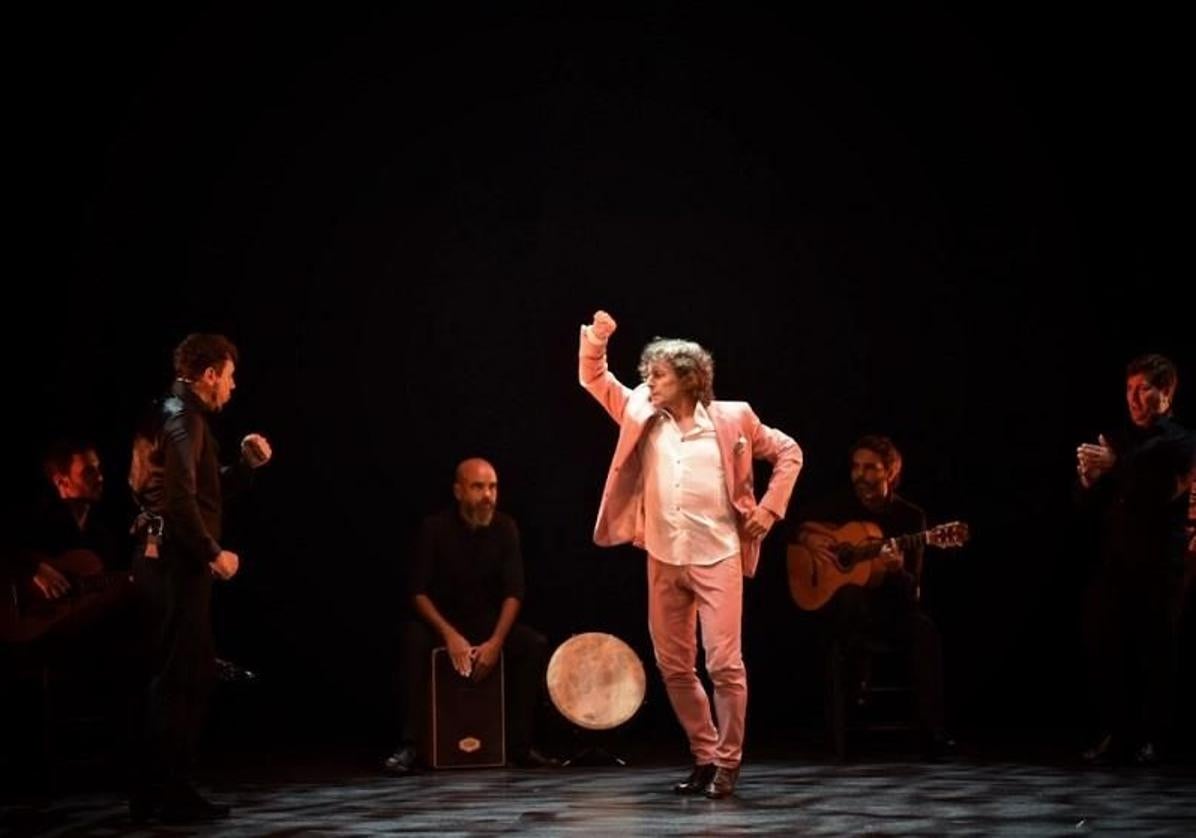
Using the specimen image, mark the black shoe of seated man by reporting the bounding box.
[128,787,163,823]
[1134,741,1159,766]
[159,783,231,824]
[673,763,716,795]
[1081,732,1129,765]
[1082,732,1112,762]
[703,765,741,799]
[216,657,258,683]
[922,731,957,762]
[510,747,561,768]
[384,745,419,775]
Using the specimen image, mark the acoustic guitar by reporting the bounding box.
[13,548,132,641]
[787,520,970,611]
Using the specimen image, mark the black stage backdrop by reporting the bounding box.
[6,7,1193,753]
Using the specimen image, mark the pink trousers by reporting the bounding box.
[647,554,746,768]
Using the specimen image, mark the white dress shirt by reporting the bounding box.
[642,402,740,566]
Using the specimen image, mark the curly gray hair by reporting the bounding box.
[638,337,715,406]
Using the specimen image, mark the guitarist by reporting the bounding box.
[792,435,952,758]
[2,439,132,646]
[1,439,140,783]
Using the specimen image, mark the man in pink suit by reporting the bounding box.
[578,310,803,799]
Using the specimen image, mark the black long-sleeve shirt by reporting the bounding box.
[1085,416,1195,575]
[130,380,251,570]
[409,508,525,640]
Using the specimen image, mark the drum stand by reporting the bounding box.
[561,730,629,767]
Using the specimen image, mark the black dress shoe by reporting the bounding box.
[510,747,562,768]
[128,790,162,823]
[384,745,419,775]
[1081,732,1128,765]
[704,765,740,799]
[160,798,230,824]
[159,785,231,824]
[1134,741,1159,766]
[922,732,957,762]
[215,657,258,683]
[1082,732,1112,762]
[673,763,716,795]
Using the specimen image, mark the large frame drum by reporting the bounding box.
[546,632,645,731]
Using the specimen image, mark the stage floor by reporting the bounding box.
[3,754,1194,836]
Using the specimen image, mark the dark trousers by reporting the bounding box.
[133,552,216,791]
[0,574,143,788]
[1084,565,1182,746]
[398,620,547,756]
[822,574,946,736]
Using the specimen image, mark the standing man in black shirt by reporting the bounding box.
[792,435,952,757]
[385,458,556,774]
[128,333,273,823]
[1077,353,1195,764]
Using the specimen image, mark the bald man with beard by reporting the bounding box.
[385,459,557,774]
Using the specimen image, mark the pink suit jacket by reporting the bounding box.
[579,328,803,578]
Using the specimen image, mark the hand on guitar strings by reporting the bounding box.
[878,540,904,572]
[32,561,71,600]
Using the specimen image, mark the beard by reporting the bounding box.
[853,480,884,506]
[464,502,495,527]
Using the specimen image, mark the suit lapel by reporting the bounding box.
[707,402,741,503]
[615,387,657,469]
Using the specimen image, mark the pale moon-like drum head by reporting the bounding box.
[546,632,646,730]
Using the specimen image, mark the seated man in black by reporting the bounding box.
[0,439,139,785]
[385,458,557,773]
[1,438,132,650]
[792,435,952,758]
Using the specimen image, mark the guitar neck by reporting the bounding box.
[838,529,929,564]
[890,531,930,552]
